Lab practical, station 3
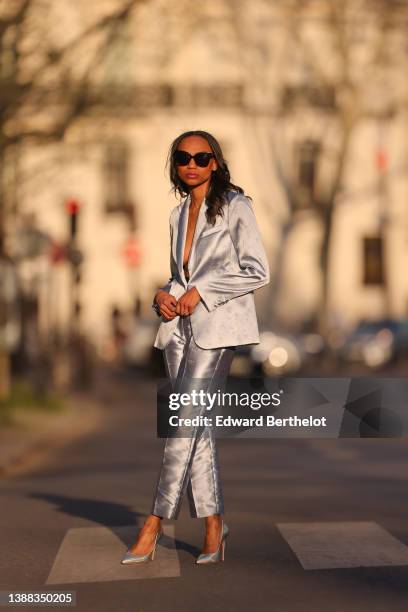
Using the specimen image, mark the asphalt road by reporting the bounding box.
[1,365,408,611]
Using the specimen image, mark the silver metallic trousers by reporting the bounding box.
[151,315,235,519]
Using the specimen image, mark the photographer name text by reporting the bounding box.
[168,415,327,428]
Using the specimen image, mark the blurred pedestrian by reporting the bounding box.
[110,305,127,360]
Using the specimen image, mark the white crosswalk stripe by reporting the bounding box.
[45,524,180,584]
[45,520,408,583]
[277,521,408,570]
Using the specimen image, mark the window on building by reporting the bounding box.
[281,85,336,111]
[103,141,131,214]
[296,139,320,208]
[363,236,385,285]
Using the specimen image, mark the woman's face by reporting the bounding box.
[175,136,218,189]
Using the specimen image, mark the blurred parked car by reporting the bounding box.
[122,316,158,368]
[229,329,306,377]
[337,318,408,369]
[251,330,305,375]
[298,332,326,365]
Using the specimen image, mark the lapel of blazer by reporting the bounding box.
[176,193,208,286]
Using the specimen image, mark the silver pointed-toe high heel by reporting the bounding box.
[121,527,163,565]
[195,521,229,564]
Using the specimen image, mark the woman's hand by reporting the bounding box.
[175,286,202,316]
[154,290,178,321]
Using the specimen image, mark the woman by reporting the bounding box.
[121,130,270,565]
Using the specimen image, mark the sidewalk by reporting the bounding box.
[0,391,106,478]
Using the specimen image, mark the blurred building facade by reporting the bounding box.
[3,0,408,358]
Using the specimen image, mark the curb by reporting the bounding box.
[0,392,106,478]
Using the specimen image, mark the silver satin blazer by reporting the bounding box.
[152,189,270,350]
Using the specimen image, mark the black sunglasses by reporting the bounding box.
[173,150,215,167]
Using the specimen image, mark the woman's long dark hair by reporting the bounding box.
[166,130,251,226]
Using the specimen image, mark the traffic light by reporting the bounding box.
[65,199,81,240]
[122,236,142,267]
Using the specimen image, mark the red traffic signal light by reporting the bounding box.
[376,149,388,173]
[65,199,81,215]
[122,237,141,267]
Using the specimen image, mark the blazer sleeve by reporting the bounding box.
[151,211,178,317]
[193,196,270,312]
